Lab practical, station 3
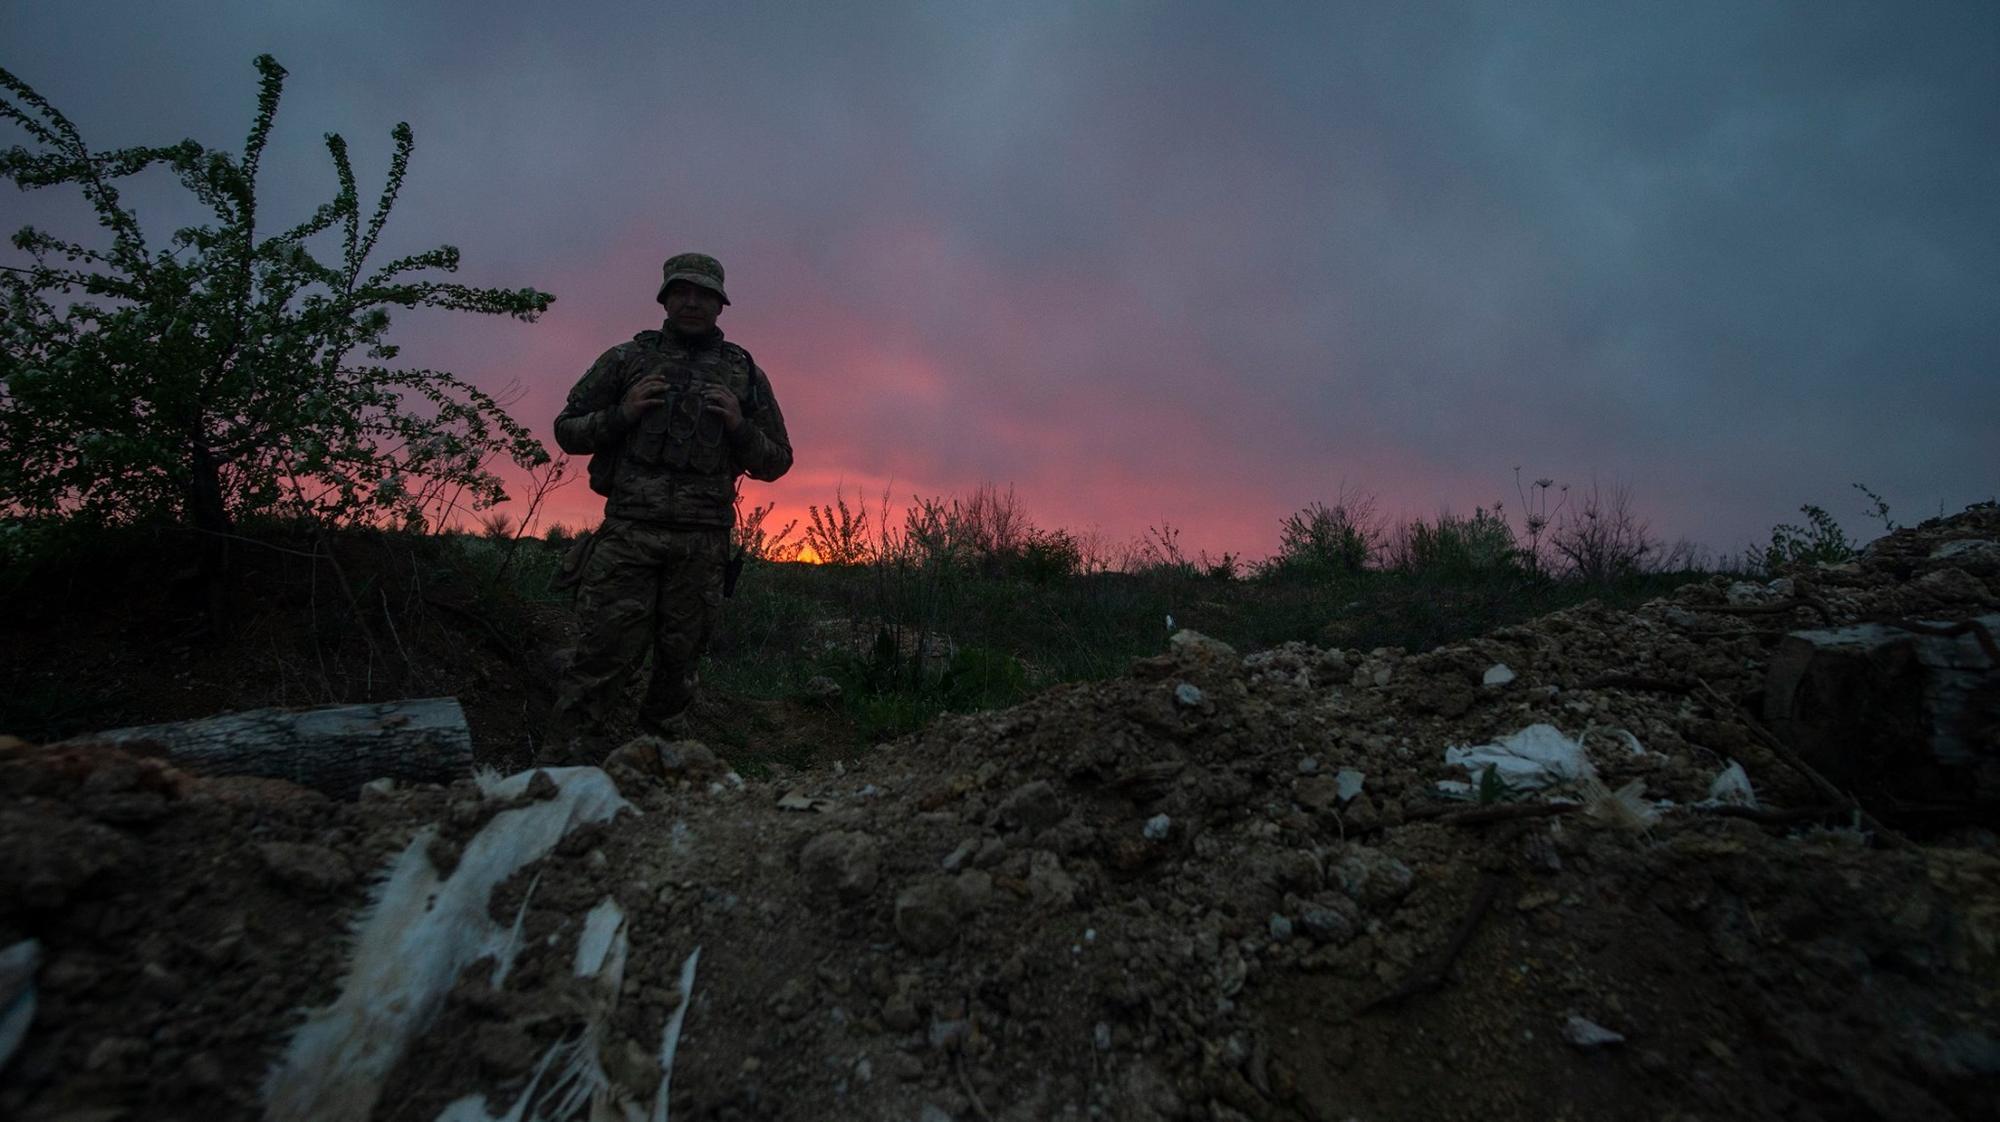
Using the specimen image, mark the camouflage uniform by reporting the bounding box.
[551,254,793,748]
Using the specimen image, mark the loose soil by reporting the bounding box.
[4,506,1997,1120]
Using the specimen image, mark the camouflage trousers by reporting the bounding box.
[554,519,728,738]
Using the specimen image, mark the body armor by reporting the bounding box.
[599,330,755,527]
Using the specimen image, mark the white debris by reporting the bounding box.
[1704,760,1758,808]
[1482,663,1517,687]
[0,939,40,1073]
[1143,814,1172,841]
[269,767,630,1122]
[1335,769,1366,803]
[1173,682,1205,707]
[1441,724,1592,791]
[1562,1015,1626,1049]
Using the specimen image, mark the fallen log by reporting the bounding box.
[73,697,472,798]
[1763,614,2000,811]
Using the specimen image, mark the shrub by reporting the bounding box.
[805,488,873,565]
[1268,492,1381,579]
[1759,504,1852,573]
[1550,482,1655,583]
[1010,527,1082,583]
[1388,507,1519,577]
[0,56,554,534]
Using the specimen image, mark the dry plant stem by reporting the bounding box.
[1684,596,1835,624]
[955,1054,996,1122]
[1693,678,1913,850]
[1356,872,1505,1014]
[1402,802,1579,827]
[1888,617,2000,665]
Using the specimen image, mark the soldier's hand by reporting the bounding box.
[618,374,671,424]
[700,384,744,432]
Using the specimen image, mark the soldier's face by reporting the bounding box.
[663,282,724,334]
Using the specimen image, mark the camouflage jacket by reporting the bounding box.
[553,324,793,528]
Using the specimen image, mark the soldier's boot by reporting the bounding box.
[539,706,613,767]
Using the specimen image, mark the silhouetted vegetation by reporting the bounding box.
[0,55,553,537]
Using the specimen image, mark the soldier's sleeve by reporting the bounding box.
[730,362,794,482]
[552,346,631,455]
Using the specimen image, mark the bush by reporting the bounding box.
[1267,493,1380,580]
[1759,504,1852,573]
[0,56,554,534]
[1550,482,1655,583]
[1009,527,1083,583]
[1388,508,1519,577]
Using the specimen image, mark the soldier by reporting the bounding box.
[546,252,793,761]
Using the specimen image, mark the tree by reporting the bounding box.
[0,55,554,535]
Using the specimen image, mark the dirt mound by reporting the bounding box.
[5,506,1998,1121]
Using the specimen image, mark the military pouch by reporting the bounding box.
[722,551,746,599]
[552,529,598,593]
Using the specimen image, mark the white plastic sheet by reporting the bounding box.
[264,767,629,1122]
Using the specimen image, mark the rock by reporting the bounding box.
[882,988,923,1033]
[1483,663,1517,688]
[1562,1015,1626,1049]
[804,675,843,706]
[1299,898,1360,945]
[1025,850,1079,909]
[1143,814,1172,841]
[1930,539,2000,575]
[604,736,727,784]
[799,830,882,904]
[940,838,977,872]
[998,780,1065,833]
[954,869,994,913]
[1335,850,1414,907]
[255,842,354,895]
[895,879,961,955]
[1268,914,1294,942]
[1169,629,1238,664]
[523,769,560,801]
[1334,769,1365,803]
[1173,682,1205,708]
[1295,773,1343,812]
[1297,757,1320,775]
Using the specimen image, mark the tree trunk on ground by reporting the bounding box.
[1764,615,2000,812]
[75,697,473,799]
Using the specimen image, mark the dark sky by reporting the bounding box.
[6,1,1996,559]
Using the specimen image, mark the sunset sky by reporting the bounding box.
[5,2,1996,562]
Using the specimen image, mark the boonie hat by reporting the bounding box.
[657,252,730,305]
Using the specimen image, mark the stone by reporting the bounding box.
[1025,851,1078,910]
[1482,663,1517,688]
[998,780,1065,833]
[895,879,961,955]
[954,869,994,913]
[1142,814,1172,841]
[1298,899,1360,945]
[1335,850,1414,907]
[255,842,354,895]
[1169,629,1238,664]
[1173,682,1205,707]
[1562,1015,1626,1049]
[799,830,882,904]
